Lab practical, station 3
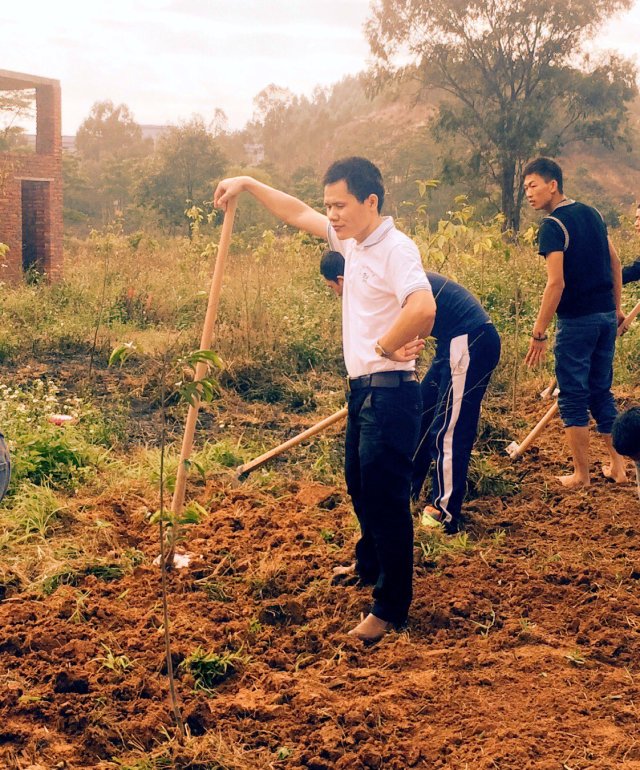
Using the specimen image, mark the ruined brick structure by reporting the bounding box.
[0,69,63,282]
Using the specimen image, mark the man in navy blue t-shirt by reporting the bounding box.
[523,157,626,489]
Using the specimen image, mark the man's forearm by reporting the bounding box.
[533,283,563,336]
[378,291,436,353]
[215,176,328,238]
[610,248,622,312]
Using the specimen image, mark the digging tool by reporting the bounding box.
[506,399,559,459]
[169,198,237,554]
[235,406,348,479]
[618,299,640,336]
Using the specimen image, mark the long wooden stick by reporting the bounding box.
[618,299,640,336]
[170,199,237,537]
[236,406,348,478]
[506,400,559,459]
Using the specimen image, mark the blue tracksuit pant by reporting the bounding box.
[411,323,501,529]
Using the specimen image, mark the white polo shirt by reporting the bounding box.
[328,216,431,378]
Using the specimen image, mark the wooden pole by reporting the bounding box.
[236,406,348,478]
[507,400,559,459]
[170,199,237,541]
[618,299,640,337]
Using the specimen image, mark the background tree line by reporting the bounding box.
[2,0,639,236]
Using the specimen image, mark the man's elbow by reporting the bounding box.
[416,295,436,335]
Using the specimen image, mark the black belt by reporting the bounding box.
[346,371,418,391]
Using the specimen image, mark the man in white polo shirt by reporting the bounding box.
[214,157,435,641]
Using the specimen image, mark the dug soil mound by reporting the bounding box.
[1,390,640,769]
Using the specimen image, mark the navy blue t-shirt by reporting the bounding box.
[427,272,490,343]
[537,200,614,318]
[623,258,640,285]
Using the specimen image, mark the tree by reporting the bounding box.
[136,116,227,231]
[366,0,638,230]
[76,100,149,161]
[74,101,152,224]
[0,89,34,151]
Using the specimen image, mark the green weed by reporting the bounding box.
[96,644,134,672]
[180,647,247,693]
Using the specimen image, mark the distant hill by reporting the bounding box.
[226,73,640,224]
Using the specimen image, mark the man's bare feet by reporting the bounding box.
[332,562,356,577]
[348,613,391,642]
[602,463,627,483]
[557,473,590,489]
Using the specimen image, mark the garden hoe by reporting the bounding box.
[235,406,348,479]
[506,399,559,460]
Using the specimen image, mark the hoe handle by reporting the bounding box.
[618,300,640,337]
[514,400,559,458]
[236,406,348,478]
[171,199,238,519]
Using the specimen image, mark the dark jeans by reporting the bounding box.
[555,311,618,432]
[344,380,421,626]
[0,433,10,504]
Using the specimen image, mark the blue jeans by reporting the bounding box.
[555,311,618,432]
[0,433,10,504]
[345,380,421,626]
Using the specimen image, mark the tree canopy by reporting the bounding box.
[136,116,227,231]
[366,0,638,230]
[0,89,34,152]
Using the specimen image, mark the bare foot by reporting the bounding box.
[602,463,627,483]
[556,473,590,489]
[332,562,356,578]
[347,613,391,642]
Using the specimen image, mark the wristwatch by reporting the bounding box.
[375,341,390,358]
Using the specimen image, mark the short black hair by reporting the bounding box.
[322,156,385,213]
[612,407,640,458]
[523,157,564,194]
[320,250,345,282]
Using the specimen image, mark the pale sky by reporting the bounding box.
[1,0,639,136]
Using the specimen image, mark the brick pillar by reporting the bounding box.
[35,82,63,280]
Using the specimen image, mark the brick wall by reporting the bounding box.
[0,75,63,283]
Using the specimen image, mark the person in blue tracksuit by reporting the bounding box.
[321,251,501,534]
[410,274,501,533]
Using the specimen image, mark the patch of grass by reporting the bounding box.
[180,647,248,693]
[565,648,587,666]
[96,644,134,672]
[415,528,474,565]
[467,453,519,498]
[198,579,232,602]
[39,567,80,595]
[2,485,64,540]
